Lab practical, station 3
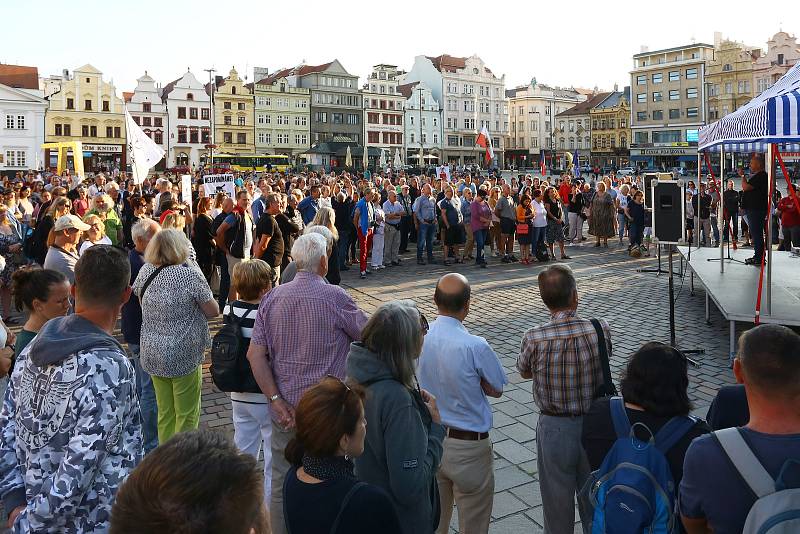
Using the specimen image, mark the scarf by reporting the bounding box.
[302,454,356,481]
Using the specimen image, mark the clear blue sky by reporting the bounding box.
[2,0,795,94]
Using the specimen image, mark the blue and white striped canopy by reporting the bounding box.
[699,62,800,152]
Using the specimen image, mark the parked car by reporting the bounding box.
[617,167,637,177]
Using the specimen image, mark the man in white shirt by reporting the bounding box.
[417,273,508,534]
[382,190,403,266]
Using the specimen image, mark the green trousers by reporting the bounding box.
[151,366,202,443]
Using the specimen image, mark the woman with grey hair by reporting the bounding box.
[346,300,445,534]
[310,207,340,285]
[280,225,335,285]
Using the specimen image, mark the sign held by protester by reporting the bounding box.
[181,175,192,204]
[202,174,235,197]
[435,165,451,182]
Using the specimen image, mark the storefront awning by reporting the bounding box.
[630,155,651,161]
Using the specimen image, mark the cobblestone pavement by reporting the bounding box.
[199,239,743,533]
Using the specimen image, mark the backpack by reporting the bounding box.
[589,397,696,534]
[535,240,550,262]
[209,308,261,393]
[714,428,800,534]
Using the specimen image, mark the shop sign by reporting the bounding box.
[82,144,122,153]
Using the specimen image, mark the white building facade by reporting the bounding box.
[127,72,167,170]
[398,80,441,164]
[362,64,405,165]
[0,84,47,174]
[402,55,508,168]
[160,70,211,169]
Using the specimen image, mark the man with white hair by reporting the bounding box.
[247,232,368,534]
[87,174,107,197]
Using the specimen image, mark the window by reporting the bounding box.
[231,87,236,95]
[637,111,647,121]
[102,101,110,112]
[84,99,92,111]
[620,136,627,148]
[189,108,198,119]
[433,133,438,144]
[653,92,663,102]
[686,87,698,99]
[637,75,646,85]
[347,114,359,125]
[637,93,646,103]
[223,132,232,144]
[187,93,194,101]
[685,68,698,79]
[154,131,163,144]
[315,112,327,123]
[295,134,308,145]
[223,116,231,125]
[4,150,25,167]
[634,131,648,144]
[669,90,679,100]
[448,135,459,147]
[105,126,113,138]
[620,119,626,128]
[652,130,681,143]
[669,71,680,82]
[669,108,680,119]
[722,64,732,72]
[64,124,71,136]
[332,113,343,124]
[257,132,269,144]
[686,107,699,118]
[276,133,289,144]
[55,124,63,136]
[201,108,210,120]
[724,82,733,94]
[237,133,247,144]
[114,127,120,138]
[223,102,231,110]
[294,116,307,126]
[66,98,74,110]
[738,81,751,94]
[132,116,141,125]
[178,107,186,119]
[201,128,210,143]
[238,102,246,110]
[190,129,198,143]
[153,117,162,127]
[142,117,151,126]
[238,116,246,126]
[652,110,663,120]
[778,53,785,65]
[81,125,89,137]
[178,127,187,143]
[463,118,475,130]
[652,73,663,84]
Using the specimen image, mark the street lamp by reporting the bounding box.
[204,67,216,170]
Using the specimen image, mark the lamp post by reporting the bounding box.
[204,67,216,170]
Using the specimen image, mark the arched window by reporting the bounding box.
[231,86,237,95]
[187,93,194,101]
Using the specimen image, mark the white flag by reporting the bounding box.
[125,106,165,185]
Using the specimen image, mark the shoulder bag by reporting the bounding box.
[590,318,618,399]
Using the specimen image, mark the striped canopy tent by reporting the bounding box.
[697,61,800,320]
[699,62,800,152]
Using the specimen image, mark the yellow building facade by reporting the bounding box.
[707,39,759,121]
[44,64,126,173]
[589,88,631,168]
[213,67,255,155]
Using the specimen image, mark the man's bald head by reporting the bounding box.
[434,273,471,316]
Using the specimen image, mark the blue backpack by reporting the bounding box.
[589,397,696,534]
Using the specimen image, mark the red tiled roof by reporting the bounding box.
[256,67,293,86]
[0,64,39,89]
[426,55,467,73]
[292,62,333,76]
[396,82,419,99]
[123,91,133,102]
[556,92,611,117]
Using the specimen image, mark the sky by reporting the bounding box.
[2,0,797,95]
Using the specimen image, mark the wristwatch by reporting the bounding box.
[268,394,281,403]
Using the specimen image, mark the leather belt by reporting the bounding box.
[446,428,489,441]
[387,223,400,228]
[539,410,582,418]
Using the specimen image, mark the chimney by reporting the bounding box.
[640,45,649,54]
[714,31,722,47]
[62,68,70,80]
[614,83,619,92]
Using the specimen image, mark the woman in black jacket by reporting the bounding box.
[191,196,216,284]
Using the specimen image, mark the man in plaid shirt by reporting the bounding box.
[517,264,611,534]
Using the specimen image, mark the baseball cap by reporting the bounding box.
[54,214,91,232]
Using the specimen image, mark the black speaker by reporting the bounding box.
[643,174,658,209]
[652,180,685,244]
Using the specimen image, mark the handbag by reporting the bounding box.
[590,319,618,399]
[516,222,529,235]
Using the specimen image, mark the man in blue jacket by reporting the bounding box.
[297,185,321,225]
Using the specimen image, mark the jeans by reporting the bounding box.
[536,415,592,534]
[711,217,720,244]
[723,214,738,241]
[129,344,158,453]
[215,249,230,310]
[746,209,767,260]
[531,226,546,253]
[785,226,800,248]
[617,212,627,240]
[337,231,350,269]
[417,222,436,260]
[474,228,487,263]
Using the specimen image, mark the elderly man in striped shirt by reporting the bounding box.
[517,264,611,534]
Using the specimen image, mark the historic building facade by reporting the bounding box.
[398,80,441,165]
[0,64,47,174]
[160,69,211,169]
[589,88,631,168]
[362,64,405,165]
[253,71,310,158]
[126,71,167,170]
[211,67,255,155]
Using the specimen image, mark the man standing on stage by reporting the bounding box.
[741,153,768,265]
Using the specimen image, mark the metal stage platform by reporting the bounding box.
[678,246,800,359]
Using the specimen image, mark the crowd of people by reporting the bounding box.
[0,160,794,533]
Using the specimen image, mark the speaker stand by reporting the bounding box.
[706,238,746,265]
[637,243,668,275]
[668,248,704,366]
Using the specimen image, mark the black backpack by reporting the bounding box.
[210,308,262,393]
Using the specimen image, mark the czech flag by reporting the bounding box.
[540,152,546,175]
[475,126,495,163]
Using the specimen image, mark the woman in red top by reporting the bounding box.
[777,183,800,249]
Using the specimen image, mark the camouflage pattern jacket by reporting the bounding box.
[0,314,142,533]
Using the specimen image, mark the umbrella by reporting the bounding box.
[408,153,421,159]
[424,154,439,160]
[379,149,387,169]
[345,146,353,168]
[393,148,402,168]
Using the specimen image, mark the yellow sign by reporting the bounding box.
[41,141,85,177]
